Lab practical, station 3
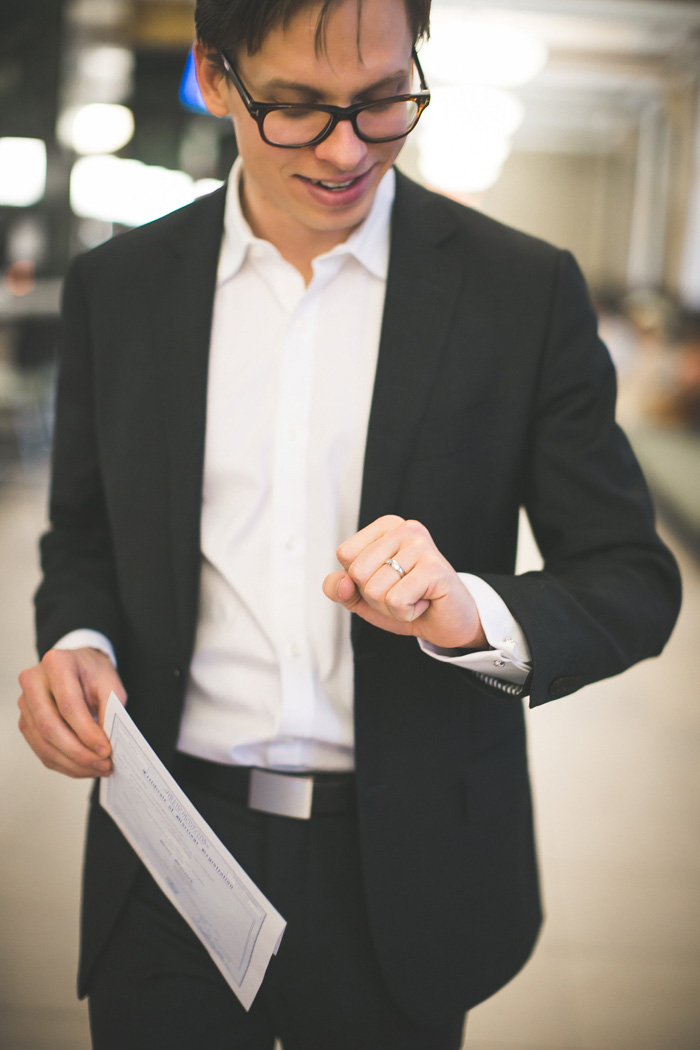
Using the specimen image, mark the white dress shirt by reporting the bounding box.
[56,161,530,771]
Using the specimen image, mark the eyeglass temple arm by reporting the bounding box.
[411,47,429,92]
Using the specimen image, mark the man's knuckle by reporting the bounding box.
[404,519,429,539]
[42,649,65,673]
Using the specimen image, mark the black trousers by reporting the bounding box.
[88,769,467,1050]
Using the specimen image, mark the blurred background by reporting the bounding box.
[1,1,699,1048]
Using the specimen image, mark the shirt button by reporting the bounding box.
[290,643,301,658]
[494,659,506,668]
[285,535,297,550]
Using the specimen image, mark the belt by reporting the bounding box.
[175,753,355,820]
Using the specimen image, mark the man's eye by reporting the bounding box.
[279,107,316,119]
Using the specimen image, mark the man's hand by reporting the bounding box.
[17,648,126,779]
[322,515,489,650]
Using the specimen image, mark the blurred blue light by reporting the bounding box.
[179,48,209,114]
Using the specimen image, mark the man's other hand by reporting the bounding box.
[322,515,489,651]
[18,648,126,778]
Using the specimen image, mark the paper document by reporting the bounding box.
[100,693,286,1010]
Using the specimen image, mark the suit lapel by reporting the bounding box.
[353,174,465,652]
[358,172,464,529]
[151,186,227,658]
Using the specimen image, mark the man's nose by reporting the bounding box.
[313,118,369,170]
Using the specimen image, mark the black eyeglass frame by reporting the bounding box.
[218,47,430,148]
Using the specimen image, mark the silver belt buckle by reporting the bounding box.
[248,769,314,820]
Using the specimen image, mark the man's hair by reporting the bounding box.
[195,0,431,66]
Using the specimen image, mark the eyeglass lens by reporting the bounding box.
[262,98,421,146]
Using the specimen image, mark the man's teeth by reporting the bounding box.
[313,178,356,190]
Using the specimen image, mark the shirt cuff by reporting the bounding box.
[418,573,531,686]
[51,629,117,668]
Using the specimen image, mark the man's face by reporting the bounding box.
[197,0,414,255]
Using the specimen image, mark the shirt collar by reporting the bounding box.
[217,157,395,285]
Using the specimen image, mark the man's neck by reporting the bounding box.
[239,178,360,286]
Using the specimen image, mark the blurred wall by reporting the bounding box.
[480,144,637,289]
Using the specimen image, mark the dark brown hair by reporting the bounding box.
[195,0,430,66]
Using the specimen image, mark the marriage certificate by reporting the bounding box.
[100,693,286,1010]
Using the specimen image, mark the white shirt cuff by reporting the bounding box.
[51,629,117,668]
[418,573,531,686]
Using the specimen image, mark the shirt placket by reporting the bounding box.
[266,272,319,767]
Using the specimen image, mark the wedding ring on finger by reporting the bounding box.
[385,557,405,577]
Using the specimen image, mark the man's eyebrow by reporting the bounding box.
[261,69,409,97]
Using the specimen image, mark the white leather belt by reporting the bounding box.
[248,769,314,820]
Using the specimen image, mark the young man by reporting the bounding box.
[17,0,680,1047]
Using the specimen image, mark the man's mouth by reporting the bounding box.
[302,174,366,192]
[311,177,356,191]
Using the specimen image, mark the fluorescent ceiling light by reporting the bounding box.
[77,45,134,85]
[0,138,47,206]
[59,103,135,154]
[421,86,525,141]
[70,155,214,227]
[416,87,522,196]
[418,135,512,196]
[420,14,548,89]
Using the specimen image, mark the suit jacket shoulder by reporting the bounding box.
[392,169,560,267]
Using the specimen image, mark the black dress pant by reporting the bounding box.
[88,770,467,1050]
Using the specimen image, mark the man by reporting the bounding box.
[17,0,681,1047]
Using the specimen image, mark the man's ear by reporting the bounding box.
[193,41,231,117]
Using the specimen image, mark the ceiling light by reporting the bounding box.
[77,45,134,86]
[418,134,512,196]
[70,155,196,227]
[0,138,47,206]
[421,86,525,142]
[420,14,548,89]
[59,103,135,155]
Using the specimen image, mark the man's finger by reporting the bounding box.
[40,651,113,755]
[322,570,360,607]
[336,514,405,568]
[18,696,112,777]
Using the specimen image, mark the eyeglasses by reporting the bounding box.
[219,48,430,149]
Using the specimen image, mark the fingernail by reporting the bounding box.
[96,744,111,758]
[95,760,112,774]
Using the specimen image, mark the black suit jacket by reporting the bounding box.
[35,171,680,1024]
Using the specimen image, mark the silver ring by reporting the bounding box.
[385,557,405,577]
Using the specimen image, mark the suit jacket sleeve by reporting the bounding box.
[477,249,681,706]
[35,253,125,660]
